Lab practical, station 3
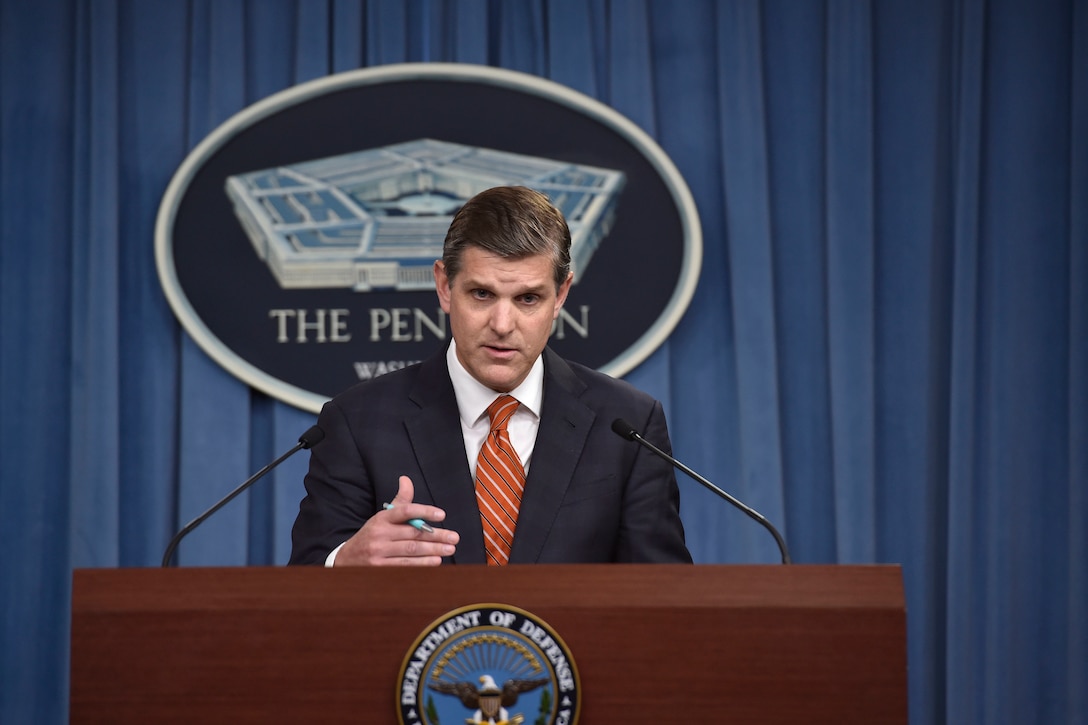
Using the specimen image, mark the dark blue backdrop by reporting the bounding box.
[1,1,1084,723]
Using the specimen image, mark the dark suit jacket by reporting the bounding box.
[289,346,691,565]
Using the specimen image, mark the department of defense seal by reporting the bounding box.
[398,604,580,725]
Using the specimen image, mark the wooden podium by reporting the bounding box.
[70,565,906,723]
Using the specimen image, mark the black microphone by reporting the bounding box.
[161,425,325,567]
[611,418,791,564]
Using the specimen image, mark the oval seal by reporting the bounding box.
[156,63,701,412]
[397,604,580,725]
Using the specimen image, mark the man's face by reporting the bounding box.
[434,246,572,392]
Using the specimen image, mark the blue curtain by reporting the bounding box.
[1,0,1084,722]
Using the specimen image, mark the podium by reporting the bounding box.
[70,565,907,723]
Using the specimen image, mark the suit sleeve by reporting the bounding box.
[288,399,377,565]
[614,400,693,563]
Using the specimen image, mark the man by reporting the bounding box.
[289,185,691,566]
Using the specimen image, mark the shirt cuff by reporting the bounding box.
[325,541,345,567]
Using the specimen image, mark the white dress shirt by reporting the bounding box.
[325,341,544,566]
[446,339,543,476]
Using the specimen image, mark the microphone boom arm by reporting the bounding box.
[622,424,791,564]
[161,426,324,567]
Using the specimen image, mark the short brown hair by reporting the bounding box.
[441,186,572,290]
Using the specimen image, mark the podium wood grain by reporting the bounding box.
[71,564,907,723]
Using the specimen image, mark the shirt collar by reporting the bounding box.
[446,339,544,425]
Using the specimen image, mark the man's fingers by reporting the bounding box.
[383,521,459,548]
[336,520,456,566]
[374,536,456,563]
[374,556,445,567]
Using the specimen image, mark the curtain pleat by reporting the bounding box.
[366,0,409,65]
[870,3,954,722]
[1,1,1085,723]
[436,0,490,64]
[824,0,877,565]
[172,0,249,567]
[716,1,788,558]
[1,1,78,719]
[295,0,331,83]
[1067,5,1088,723]
[247,1,301,96]
[116,0,186,567]
[609,0,672,429]
[944,0,987,720]
[69,0,122,568]
[546,0,597,96]
[331,0,364,70]
[763,0,837,564]
[989,2,1075,720]
[643,0,740,561]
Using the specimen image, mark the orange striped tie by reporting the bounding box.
[475,395,526,566]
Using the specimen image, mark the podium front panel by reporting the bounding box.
[71,564,907,723]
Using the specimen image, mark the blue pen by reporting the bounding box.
[383,502,435,533]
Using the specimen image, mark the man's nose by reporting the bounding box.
[489,300,516,334]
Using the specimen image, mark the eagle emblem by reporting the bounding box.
[397,605,579,725]
[428,673,549,725]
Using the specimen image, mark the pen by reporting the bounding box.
[382,502,435,533]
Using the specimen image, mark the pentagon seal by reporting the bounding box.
[156,63,701,414]
[398,604,580,725]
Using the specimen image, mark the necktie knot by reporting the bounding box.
[486,395,519,432]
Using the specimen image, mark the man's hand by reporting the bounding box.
[334,476,459,566]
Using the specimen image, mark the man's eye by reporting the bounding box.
[471,289,491,300]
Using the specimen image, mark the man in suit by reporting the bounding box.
[289,185,691,566]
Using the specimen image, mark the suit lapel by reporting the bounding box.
[404,347,593,565]
[404,351,487,564]
[509,349,593,564]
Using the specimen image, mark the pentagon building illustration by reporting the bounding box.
[225,139,626,291]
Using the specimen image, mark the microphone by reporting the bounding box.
[161,425,325,567]
[611,418,791,564]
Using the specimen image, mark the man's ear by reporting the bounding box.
[434,260,452,313]
[552,270,574,318]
